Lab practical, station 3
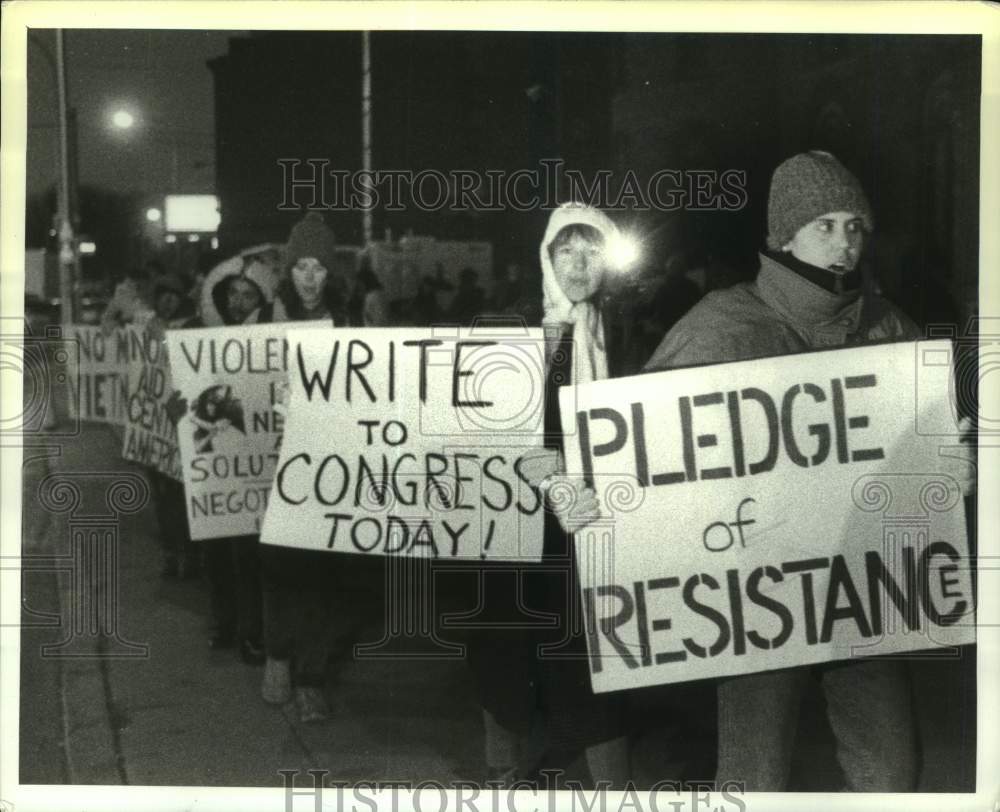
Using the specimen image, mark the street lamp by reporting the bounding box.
[111,109,135,130]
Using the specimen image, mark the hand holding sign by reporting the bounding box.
[518,447,563,488]
[546,474,602,533]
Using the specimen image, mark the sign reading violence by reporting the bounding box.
[560,340,975,693]
[121,324,181,480]
[165,322,326,539]
[65,324,141,424]
[260,326,546,561]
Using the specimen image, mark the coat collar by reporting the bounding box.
[756,251,864,345]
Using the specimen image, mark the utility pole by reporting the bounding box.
[361,30,373,246]
[55,30,77,325]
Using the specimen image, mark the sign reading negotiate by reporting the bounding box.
[561,340,974,693]
[261,327,546,561]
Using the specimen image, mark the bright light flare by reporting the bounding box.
[111,109,136,129]
[146,207,162,223]
[606,233,641,271]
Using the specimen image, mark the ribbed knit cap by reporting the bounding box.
[767,151,873,251]
[285,212,337,272]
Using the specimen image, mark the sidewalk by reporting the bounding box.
[18,424,975,790]
[19,422,485,786]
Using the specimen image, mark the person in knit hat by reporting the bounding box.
[275,212,347,323]
[640,152,975,790]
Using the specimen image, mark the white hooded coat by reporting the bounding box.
[539,203,618,385]
[198,244,282,327]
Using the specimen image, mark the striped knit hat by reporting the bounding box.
[767,151,873,251]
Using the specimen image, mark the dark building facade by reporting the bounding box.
[210,32,979,327]
[209,31,618,267]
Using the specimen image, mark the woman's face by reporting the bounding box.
[551,233,606,303]
[226,277,262,323]
[292,257,328,310]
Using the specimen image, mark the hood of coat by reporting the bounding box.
[200,244,282,326]
[539,203,619,326]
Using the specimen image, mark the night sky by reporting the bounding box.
[26,29,243,200]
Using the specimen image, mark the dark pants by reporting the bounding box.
[260,545,340,687]
[204,535,263,643]
[716,659,917,791]
[150,471,193,566]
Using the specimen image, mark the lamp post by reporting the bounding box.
[31,29,80,324]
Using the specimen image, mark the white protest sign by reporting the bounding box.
[261,327,546,561]
[65,325,137,424]
[120,325,182,481]
[165,322,327,540]
[560,340,974,693]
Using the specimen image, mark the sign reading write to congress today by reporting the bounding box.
[560,340,974,693]
[260,327,546,561]
[120,324,181,481]
[165,322,327,540]
[65,325,137,425]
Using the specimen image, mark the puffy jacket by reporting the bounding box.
[644,251,920,372]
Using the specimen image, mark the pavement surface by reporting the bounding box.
[15,422,977,790]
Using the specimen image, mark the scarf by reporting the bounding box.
[540,203,616,385]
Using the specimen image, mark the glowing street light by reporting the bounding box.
[111,109,135,129]
[146,207,162,223]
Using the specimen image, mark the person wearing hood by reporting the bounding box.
[168,245,281,665]
[196,245,281,327]
[643,151,975,790]
[464,203,632,787]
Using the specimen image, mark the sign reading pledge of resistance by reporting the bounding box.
[166,322,326,539]
[261,327,546,561]
[561,340,974,693]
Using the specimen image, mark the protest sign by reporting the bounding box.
[560,340,975,693]
[120,325,181,480]
[260,326,546,561]
[165,322,326,540]
[65,325,138,424]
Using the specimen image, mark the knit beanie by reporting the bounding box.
[766,151,873,251]
[285,212,337,273]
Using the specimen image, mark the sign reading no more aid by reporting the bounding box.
[560,340,974,693]
[121,324,181,480]
[261,327,547,561]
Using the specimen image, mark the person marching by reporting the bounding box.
[141,273,199,579]
[179,246,282,663]
[644,150,975,790]
[259,212,347,723]
[467,203,632,787]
